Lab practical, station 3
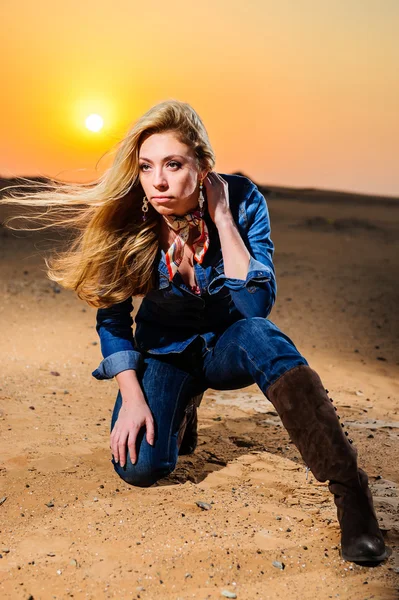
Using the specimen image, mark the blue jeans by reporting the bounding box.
[110,317,309,487]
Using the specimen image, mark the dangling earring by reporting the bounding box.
[198,180,205,217]
[142,195,149,222]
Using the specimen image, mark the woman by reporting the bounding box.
[1,99,387,565]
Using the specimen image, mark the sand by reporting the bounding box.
[0,189,398,599]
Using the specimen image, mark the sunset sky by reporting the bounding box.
[1,0,398,196]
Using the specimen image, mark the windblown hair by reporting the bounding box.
[0,99,216,307]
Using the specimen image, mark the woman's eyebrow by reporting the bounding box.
[138,154,186,162]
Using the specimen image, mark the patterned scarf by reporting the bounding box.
[162,210,209,280]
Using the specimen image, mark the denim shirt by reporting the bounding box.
[92,173,277,380]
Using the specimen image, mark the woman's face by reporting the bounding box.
[138,131,208,217]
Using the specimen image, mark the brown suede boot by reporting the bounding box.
[177,393,203,455]
[266,364,388,563]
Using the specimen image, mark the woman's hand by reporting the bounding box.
[203,171,232,227]
[110,396,155,468]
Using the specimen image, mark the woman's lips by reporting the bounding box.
[152,196,173,203]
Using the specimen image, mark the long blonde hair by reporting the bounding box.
[0,99,216,307]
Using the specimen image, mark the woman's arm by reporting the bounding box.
[208,182,277,318]
[115,369,144,400]
[92,297,143,380]
[111,369,155,467]
[93,298,155,467]
[216,215,250,279]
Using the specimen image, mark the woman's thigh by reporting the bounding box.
[203,317,308,391]
[110,354,205,487]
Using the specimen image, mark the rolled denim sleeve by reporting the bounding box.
[91,297,142,380]
[207,185,277,318]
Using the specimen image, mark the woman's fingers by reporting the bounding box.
[127,427,139,465]
[110,429,119,463]
[146,415,155,446]
[110,413,155,467]
[118,430,130,467]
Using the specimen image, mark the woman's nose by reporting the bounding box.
[153,168,168,187]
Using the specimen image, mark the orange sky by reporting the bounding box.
[1,0,398,196]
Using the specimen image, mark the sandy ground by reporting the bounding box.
[0,191,398,599]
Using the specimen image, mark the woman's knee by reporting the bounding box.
[232,316,277,341]
[112,454,176,488]
[232,317,307,361]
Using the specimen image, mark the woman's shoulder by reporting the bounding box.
[217,172,257,198]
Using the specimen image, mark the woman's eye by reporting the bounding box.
[139,161,181,171]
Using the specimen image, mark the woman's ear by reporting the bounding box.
[201,169,210,182]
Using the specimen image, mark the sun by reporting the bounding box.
[85,114,104,132]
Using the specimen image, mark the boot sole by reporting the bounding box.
[341,548,389,563]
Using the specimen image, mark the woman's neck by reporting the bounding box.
[159,218,199,252]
